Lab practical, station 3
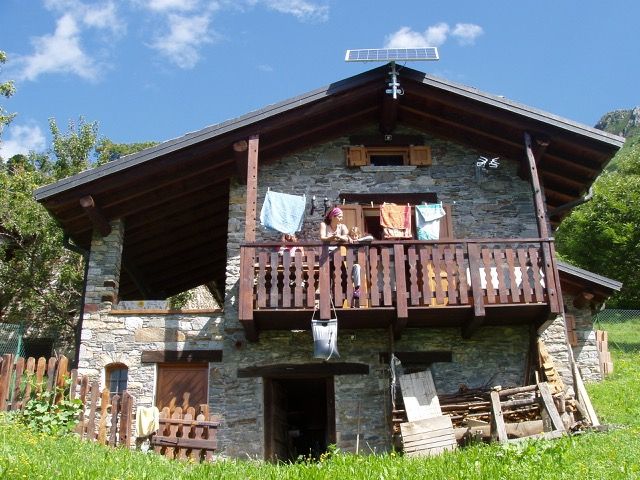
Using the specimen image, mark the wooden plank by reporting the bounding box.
[481,248,495,304]
[269,251,280,308]
[494,249,509,304]
[109,394,121,446]
[467,243,485,318]
[529,248,544,302]
[455,246,469,305]
[381,247,393,306]
[407,246,420,305]
[537,382,565,433]
[85,381,100,440]
[244,135,259,242]
[419,246,433,306]
[152,435,217,450]
[393,244,408,337]
[524,132,550,239]
[293,251,304,307]
[432,247,445,305]
[505,248,519,302]
[257,251,268,308]
[10,356,25,411]
[517,248,533,303]
[400,416,456,457]
[573,363,600,427]
[400,370,442,422]
[305,249,317,308]
[0,354,13,411]
[75,375,89,435]
[369,247,380,306]
[97,388,110,444]
[238,246,256,340]
[490,390,508,443]
[46,357,57,393]
[444,248,457,305]
[332,248,344,308]
[319,246,331,319]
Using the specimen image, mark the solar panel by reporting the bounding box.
[345,48,439,62]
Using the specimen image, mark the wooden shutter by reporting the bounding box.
[340,204,365,233]
[156,363,208,411]
[439,204,454,239]
[565,314,578,347]
[409,145,432,166]
[345,146,368,167]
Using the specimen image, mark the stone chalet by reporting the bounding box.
[34,64,624,460]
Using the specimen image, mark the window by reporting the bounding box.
[106,363,128,395]
[345,145,431,167]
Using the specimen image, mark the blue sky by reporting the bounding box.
[1,0,639,159]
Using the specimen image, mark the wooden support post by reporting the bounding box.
[245,135,259,242]
[524,132,549,239]
[490,390,508,443]
[79,195,112,237]
[319,245,331,320]
[239,246,258,342]
[463,243,485,338]
[393,244,408,339]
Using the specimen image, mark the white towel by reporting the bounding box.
[415,204,446,240]
[259,190,306,234]
[136,406,160,437]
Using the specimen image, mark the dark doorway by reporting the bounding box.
[264,377,335,462]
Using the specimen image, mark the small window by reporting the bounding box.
[345,145,431,167]
[106,363,128,395]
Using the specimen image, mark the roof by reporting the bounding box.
[34,64,625,300]
[558,260,623,295]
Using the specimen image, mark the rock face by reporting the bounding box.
[595,106,640,138]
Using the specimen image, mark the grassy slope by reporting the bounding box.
[1,328,639,479]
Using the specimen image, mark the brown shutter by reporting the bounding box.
[345,146,368,167]
[409,145,432,166]
[340,204,365,234]
[439,204,454,239]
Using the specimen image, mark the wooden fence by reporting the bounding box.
[0,354,219,460]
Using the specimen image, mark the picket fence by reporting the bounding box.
[0,354,219,460]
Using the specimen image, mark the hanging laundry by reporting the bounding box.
[136,406,160,437]
[259,190,306,234]
[380,203,412,239]
[415,203,446,240]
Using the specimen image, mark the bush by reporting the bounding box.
[17,378,83,435]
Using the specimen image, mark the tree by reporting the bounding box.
[555,140,640,308]
[0,118,99,351]
[0,50,16,136]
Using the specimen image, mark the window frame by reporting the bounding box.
[105,363,128,396]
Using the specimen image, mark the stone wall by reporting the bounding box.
[567,299,602,382]
[219,126,541,457]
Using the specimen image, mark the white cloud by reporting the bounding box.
[0,123,46,159]
[18,14,98,81]
[82,2,125,35]
[257,64,274,72]
[452,23,483,45]
[259,0,329,22]
[149,13,215,69]
[384,22,483,49]
[144,0,201,12]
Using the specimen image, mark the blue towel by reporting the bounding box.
[259,190,306,234]
[415,204,446,240]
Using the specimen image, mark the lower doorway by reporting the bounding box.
[264,377,335,462]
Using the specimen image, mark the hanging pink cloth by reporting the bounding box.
[380,203,412,239]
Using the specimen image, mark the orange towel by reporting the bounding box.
[380,204,412,239]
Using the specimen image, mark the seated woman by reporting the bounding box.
[320,207,361,305]
[320,207,350,243]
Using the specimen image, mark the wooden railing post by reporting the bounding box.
[319,245,331,320]
[239,246,258,341]
[393,244,408,339]
[464,243,486,338]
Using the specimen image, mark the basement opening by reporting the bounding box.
[264,377,335,462]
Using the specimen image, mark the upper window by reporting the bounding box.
[345,145,431,167]
[106,363,128,396]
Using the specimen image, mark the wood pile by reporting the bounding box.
[596,330,613,376]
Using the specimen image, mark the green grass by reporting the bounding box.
[1,351,639,479]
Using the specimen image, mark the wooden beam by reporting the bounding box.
[239,246,257,342]
[79,195,111,237]
[393,244,408,339]
[245,135,259,242]
[573,291,595,310]
[379,94,398,134]
[490,390,508,443]
[379,351,452,365]
[141,350,222,363]
[233,140,248,185]
[237,362,369,378]
[524,132,550,239]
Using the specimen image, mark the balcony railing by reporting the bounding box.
[238,238,562,339]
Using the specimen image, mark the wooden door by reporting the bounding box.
[264,378,290,461]
[156,363,208,411]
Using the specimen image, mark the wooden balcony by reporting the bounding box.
[238,239,563,340]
